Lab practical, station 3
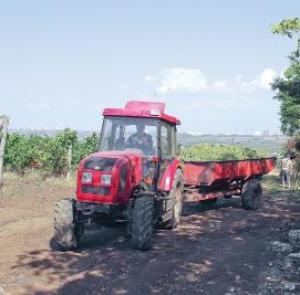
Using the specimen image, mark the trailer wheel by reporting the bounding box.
[131,195,154,250]
[241,179,262,210]
[165,169,184,229]
[53,199,80,250]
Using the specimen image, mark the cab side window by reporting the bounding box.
[160,123,176,158]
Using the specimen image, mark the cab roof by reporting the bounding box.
[103,100,181,125]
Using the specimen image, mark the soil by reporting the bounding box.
[0,174,300,295]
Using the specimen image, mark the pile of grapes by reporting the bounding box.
[180,144,266,161]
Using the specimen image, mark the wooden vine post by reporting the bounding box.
[66,144,72,180]
[0,115,9,187]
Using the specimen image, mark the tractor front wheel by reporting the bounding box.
[53,199,81,250]
[131,195,154,251]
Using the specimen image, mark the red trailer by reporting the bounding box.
[183,157,276,209]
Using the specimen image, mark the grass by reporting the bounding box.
[0,170,76,198]
[262,169,300,193]
[262,171,283,193]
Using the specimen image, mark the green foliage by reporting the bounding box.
[180,144,266,161]
[72,132,98,165]
[271,17,300,38]
[4,131,267,174]
[43,129,77,175]
[289,135,300,173]
[4,129,99,175]
[271,17,300,135]
[262,174,282,193]
[4,133,33,173]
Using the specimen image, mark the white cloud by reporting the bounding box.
[157,68,208,94]
[234,75,250,89]
[252,68,276,89]
[228,68,277,91]
[145,75,155,83]
[212,80,228,92]
[148,67,277,95]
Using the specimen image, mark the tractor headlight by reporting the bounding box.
[82,171,93,183]
[101,174,112,185]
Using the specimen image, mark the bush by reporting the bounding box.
[4,129,99,175]
[287,135,300,173]
[180,144,266,161]
[4,133,33,173]
[72,132,98,165]
[4,131,267,175]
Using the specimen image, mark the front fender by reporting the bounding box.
[158,159,182,192]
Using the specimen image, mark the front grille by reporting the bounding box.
[81,185,110,195]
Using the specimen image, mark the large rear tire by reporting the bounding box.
[165,169,184,229]
[241,179,262,210]
[131,195,154,251]
[53,199,80,250]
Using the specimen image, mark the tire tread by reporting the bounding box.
[131,196,154,250]
[53,198,78,250]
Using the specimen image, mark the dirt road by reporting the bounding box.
[0,173,299,295]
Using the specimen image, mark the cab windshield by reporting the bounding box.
[99,116,158,156]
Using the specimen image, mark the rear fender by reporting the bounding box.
[158,159,182,192]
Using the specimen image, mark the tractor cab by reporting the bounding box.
[100,101,180,158]
[95,101,181,193]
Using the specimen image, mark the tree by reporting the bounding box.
[271,17,300,135]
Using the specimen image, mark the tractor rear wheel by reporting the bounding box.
[165,169,184,229]
[131,195,154,251]
[53,199,80,250]
[241,179,262,210]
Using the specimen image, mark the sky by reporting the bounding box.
[0,0,299,134]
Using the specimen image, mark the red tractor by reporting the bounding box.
[53,101,184,251]
[53,100,276,251]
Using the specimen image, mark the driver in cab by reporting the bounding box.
[126,123,154,155]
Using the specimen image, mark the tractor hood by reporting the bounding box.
[76,150,144,204]
[87,150,144,161]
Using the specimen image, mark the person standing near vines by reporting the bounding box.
[280,153,295,189]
